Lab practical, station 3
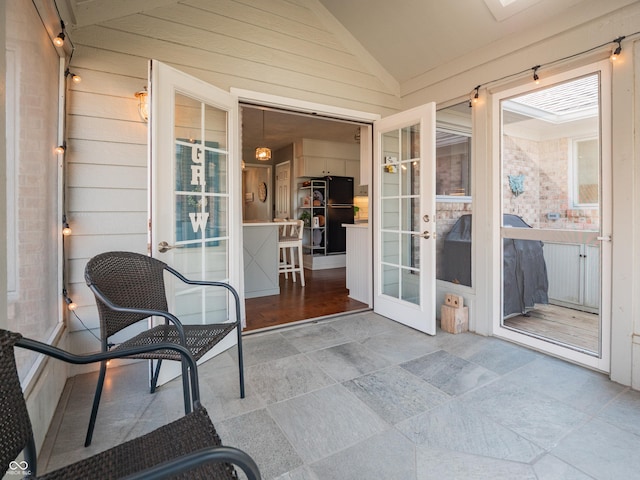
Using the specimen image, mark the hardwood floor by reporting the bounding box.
[503,303,599,353]
[244,267,368,331]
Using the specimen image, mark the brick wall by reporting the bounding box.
[503,134,599,230]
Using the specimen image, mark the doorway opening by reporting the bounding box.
[239,104,371,331]
[495,61,611,371]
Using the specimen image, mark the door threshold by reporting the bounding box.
[243,307,371,336]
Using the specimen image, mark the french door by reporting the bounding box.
[373,103,437,334]
[150,60,242,386]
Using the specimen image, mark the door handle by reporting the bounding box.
[412,231,435,239]
[596,235,612,242]
[158,241,183,253]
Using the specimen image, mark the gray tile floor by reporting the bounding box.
[41,312,640,479]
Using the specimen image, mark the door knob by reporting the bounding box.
[412,231,435,239]
[158,241,182,253]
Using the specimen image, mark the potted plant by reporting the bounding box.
[299,210,311,226]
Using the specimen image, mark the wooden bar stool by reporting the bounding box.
[275,219,305,286]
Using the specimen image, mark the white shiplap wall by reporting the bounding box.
[65,0,400,355]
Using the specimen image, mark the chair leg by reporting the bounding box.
[290,247,297,282]
[84,360,107,447]
[150,358,163,393]
[298,244,306,286]
[180,359,192,414]
[237,326,245,398]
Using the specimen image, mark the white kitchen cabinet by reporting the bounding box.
[295,138,358,178]
[543,242,599,313]
[298,155,346,177]
[344,223,371,305]
[345,159,367,196]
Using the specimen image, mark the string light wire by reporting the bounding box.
[468,31,640,105]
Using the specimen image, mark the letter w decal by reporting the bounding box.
[189,212,209,233]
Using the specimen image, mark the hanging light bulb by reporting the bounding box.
[65,69,81,84]
[66,297,78,311]
[255,110,271,161]
[610,36,625,61]
[62,215,72,236]
[255,147,271,161]
[54,144,66,155]
[63,289,77,311]
[53,20,65,47]
[469,85,480,107]
[532,66,540,84]
[53,32,65,47]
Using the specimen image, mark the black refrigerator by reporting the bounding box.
[324,176,354,254]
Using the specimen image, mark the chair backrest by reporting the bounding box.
[0,330,35,476]
[85,251,170,339]
[292,219,304,240]
[276,220,303,242]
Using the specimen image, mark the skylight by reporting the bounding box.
[503,74,599,123]
[483,0,543,21]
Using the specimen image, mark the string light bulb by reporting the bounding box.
[610,36,625,61]
[62,215,72,236]
[532,65,540,84]
[63,289,77,311]
[54,144,66,155]
[53,20,65,47]
[53,32,65,47]
[65,68,81,84]
[469,85,480,107]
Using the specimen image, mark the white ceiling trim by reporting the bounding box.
[231,88,381,123]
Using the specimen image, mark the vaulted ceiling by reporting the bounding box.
[60,0,637,85]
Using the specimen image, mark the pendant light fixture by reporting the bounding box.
[255,110,271,161]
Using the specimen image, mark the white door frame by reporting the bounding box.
[490,61,612,372]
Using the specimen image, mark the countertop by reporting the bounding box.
[243,221,280,226]
[343,222,368,228]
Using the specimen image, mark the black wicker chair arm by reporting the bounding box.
[121,446,261,480]
[16,337,200,406]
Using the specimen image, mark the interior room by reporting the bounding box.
[4,0,640,478]
[240,106,370,330]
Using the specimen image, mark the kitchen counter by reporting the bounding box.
[343,222,368,228]
[243,222,279,298]
[343,222,371,305]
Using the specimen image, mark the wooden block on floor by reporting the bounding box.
[441,304,469,334]
[445,293,464,308]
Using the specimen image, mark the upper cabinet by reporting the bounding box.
[294,138,368,196]
[295,138,357,176]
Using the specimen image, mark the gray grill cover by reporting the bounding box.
[443,214,548,316]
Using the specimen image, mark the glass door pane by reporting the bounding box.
[171,93,231,325]
[500,73,602,356]
[380,125,422,304]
